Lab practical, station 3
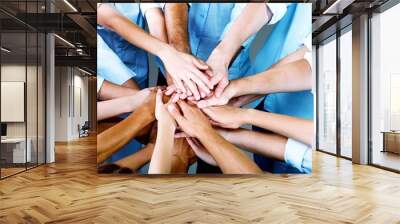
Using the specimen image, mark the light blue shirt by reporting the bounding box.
[97,34,139,86]
[188,3,255,80]
[250,3,313,120]
[97,3,149,88]
[250,4,313,173]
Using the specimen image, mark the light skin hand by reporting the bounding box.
[206,48,230,98]
[167,101,213,138]
[159,47,213,100]
[202,106,248,129]
[197,80,238,108]
[155,89,176,128]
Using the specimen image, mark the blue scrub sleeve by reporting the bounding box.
[97,34,137,85]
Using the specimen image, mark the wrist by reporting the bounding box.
[227,80,241,98]
[210,46,231,68]
[216,39,241,65]
[156,43,175,61]
[196,126,216,140]
[158,120,176,133]
[241,108,256,126]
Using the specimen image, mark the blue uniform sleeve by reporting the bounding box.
[97,34,136,85]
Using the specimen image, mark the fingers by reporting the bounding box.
[189,73,211,96]
[193,58,209,70]
[184,78,200,100]
[165,85,176,96]
[171,93,181,103]
[174,78,186,94]
[214,78,229,98]
[156,89,163,106]
[210,72,224,87]
[186,137,198,152]
[197,96,219,108]
[175,132,189,138]
[167,103,185,125]
[190,68,213,90]
[205,69,214,78]
[177,100,192,116]
[201,107,213,118]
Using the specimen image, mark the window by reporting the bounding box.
[318,36,337,154]
[370,3,400,171]
[339,28,352,158]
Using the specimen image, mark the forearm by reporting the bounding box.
[164,3,190,53]
[97,94,156,164]
[98,81,138,101]
[245,109,313,146]
[97,94,145,121]
[170,138,195,173]
[232,59,312,97]
[98,4,171,58]
[148,123,176,174]
[115,143,154,171]
[214,4,271,65]
[221,128,287,161]
[145,8,168,43]
[198,130,262,174]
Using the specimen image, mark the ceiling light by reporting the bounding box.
[63,0,78,12]
[78,67,92,76]
[54,34,75,48]
[1,47,11,53]
[323,0,355,15]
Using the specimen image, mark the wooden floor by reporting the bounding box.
[0,136,400,223]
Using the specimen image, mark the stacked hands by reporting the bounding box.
[155,59,250,166]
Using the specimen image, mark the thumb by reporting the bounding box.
[201,107,214,118]
[197,97,219,108]
[215,78,229,98]
[156,89,163,106]
[167,103,185,124]
[193,58,209,70]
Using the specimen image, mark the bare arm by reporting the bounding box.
[212,4,272,67]
[168,101,262,174]
[148,90,176,174]
[198,49,311,108]
[148,123,175,174]
[98,4,168,57]
[219,128,287,161]
[114,143,154,171]
[144,7,169,43]
[97,4,211,95]
[245,109,313,146]
[97,92,157,164]
[198,129,262,174]
[231,59,312,97]
[164,3,190,53]
[203,106,313,146]
[97,86,154,121]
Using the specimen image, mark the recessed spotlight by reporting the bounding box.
[1,47,11,53]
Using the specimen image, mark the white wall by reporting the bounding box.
[54,66,89,141]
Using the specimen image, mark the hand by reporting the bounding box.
[186,137,217,166]
[159,46,213,100]
[207,48,230,98]
[227,94,261,107]
[202,106,248,129]
[167,100,213,138]
[196,81,237,108]
[155,89,176,128]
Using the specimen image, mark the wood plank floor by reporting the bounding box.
[0,136,399,223]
